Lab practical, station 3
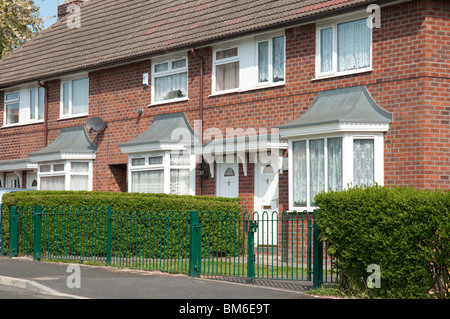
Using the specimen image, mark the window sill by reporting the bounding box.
[209,82,285,97]
[148,97,189,107]
[58,114,89,121]
[1,120,44,129]
[312,68,372,81]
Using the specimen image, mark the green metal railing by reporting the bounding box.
[8,205,337,288]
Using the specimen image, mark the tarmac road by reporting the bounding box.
[0,256,319,300]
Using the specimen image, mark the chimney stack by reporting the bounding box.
[58,0,85,20]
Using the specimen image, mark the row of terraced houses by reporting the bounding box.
[0,0,448,215]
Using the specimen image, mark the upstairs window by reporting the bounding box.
[29,87,45,121]
[316,17,372,78]
[4,92,20,125]
[214,47,240,92]
[61,77,89,117]
[257,35,285,84]
[152,56,188,104]
[212,33,285,94]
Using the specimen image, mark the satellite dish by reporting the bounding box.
[86,116,106,132]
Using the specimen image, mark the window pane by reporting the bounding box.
[40,176,65,190]
[170,169,190,195]
[38,87,45,120]
[172,59,186,69]
[71,162,89,172]
[63,82,70,115]
[132,170,164,193]
[40,165,51,173]
[30,89,36,120]
[353,139,374,187]
[72,78,89,114]
[54,164,65,172]
[310,139,324,206]
[258,41,269,83]
[338,19,371,72]
[154,72,187,102]
[149,156,163,165]
[132,158,145,166]
[70,175,89,191]
[216,62,239,91]
[5,92,19,101]
[320,28,333,73]
[292,141,307,207]
[155,62,168,73]
[216,48,238,60]
[272,36,285,82]
[170,152,189,166]
[328,137,342,191]
[6,102,19,125]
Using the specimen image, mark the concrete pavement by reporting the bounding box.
[0,256,319,300]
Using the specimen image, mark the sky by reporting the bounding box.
[34,0,59,29]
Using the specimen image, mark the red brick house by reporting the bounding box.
[0,0,448,217]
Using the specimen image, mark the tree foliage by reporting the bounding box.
[0,0,44,58]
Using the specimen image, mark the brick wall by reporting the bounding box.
[0,0,448,212]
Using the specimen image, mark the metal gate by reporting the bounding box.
[190,210,337,288]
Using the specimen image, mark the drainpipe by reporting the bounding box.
[191,48,204,195]
[37,81,48,146]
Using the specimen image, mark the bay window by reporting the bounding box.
[290,134,383,209]
[38,161,92,191]
[152,56,188,104]
[130,151,193,195]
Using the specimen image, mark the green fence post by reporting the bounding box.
[307,217,312,281]
[33,205,42,261]
[106,206,112,266]
[9,206,18,258]
[189,211,201,277]
[246,220,257,282]
[312,209,323,289]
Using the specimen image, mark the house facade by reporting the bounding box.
[0,0,448,213]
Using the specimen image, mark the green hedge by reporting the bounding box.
[1,191,244,259]
[315,185,449,299]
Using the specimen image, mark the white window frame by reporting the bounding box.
[255,34,286,86]
[2,85,47,127]
[29,87,45,122]
[315,13,373,80]
[128,150,195,195]
[60,75,89,119]
[288,132,384,211]
[3,91,20,126]
[212,45,240,94]
[211,31,286,95]
[38,160,93,191]
[151,55,188,105]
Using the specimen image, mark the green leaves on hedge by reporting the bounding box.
[315,185,449,299]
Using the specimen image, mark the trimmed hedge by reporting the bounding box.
[1,191,244,259]
[315,185,449,299]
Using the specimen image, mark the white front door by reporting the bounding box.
[217,163,239,198]
[27,171,38,189]
[255,161,279,246]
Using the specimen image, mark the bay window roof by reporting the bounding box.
[279,86,392,137]
[29,126,97,162]
[119,112,197,153]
